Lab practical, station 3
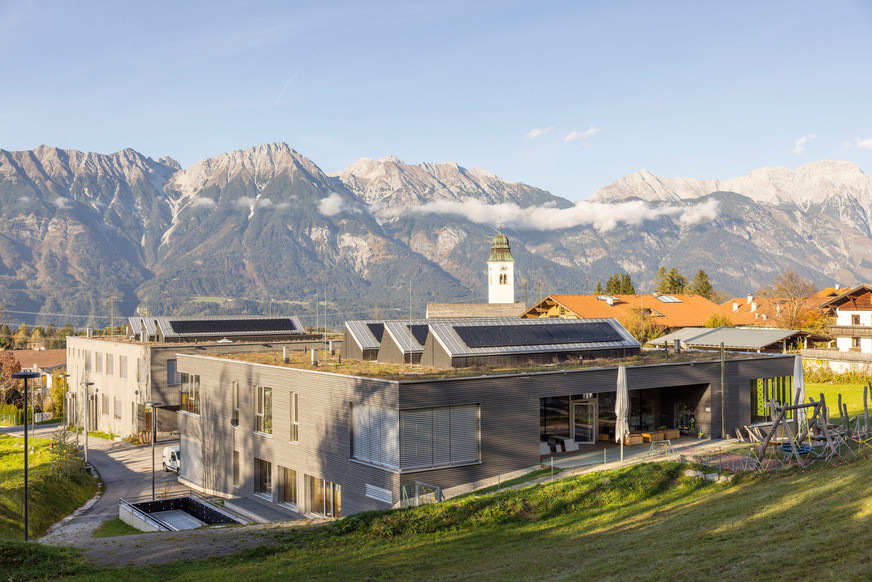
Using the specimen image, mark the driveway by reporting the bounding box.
[3,422,186,544]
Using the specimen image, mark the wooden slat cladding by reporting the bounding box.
[176,352,795,516]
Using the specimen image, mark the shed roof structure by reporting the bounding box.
[127,316,305,343]
[651,326,828,352]
[422,317,640,368]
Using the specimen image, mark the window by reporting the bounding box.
[84,351,91,371]
[233,451,240,489]
[254,458,272,497]
[852,314,861,325]
[101,393,109,416]
[231,382,239,426]
[119,356,128,379]
[305,474,341,517]
[400,405,480,470]
[290,392,299,442]
[106,354,114,376]
[852,337,862,348]
[95,352,102,374]
[750,377,794,424]
[114,398,121,420]
[180,373,200,415]
[255,386,272,434]
[352,404,480,471]
[280,467,297,506]
[499,273,507,284]
[166,359,180,385]
[352,405,399,469]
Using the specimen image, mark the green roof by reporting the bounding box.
[487,231,515,262]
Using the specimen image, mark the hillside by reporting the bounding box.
[1,143,871,325]
[5,457,872,580]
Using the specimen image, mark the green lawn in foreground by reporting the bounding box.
[15,453,872,582]
[806,382,869,417]
[0,433,97,540]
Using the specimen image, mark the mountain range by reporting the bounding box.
[1,142,870,327]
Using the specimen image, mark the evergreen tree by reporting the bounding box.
[656,267,687,294]
[594,281,604,294]
[689,270,714,300]
[605,273,622,295]
[619,273,636,294]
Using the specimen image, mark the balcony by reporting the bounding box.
[829,325,872,338]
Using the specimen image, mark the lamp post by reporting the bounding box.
[145,400,162,500]
[13,371,40,542]
[57,373,70,429]
[81,381,94,466]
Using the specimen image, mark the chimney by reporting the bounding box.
[754,312,759,320]
[86,328,93,338]
[732,302,739,312]
[747,295,753,304]
[776,304,781,316]
[311,349,318,366]
[283,346,290,363]
[835,284,840,290]
[751,302,757,312]
[606,297,614,306]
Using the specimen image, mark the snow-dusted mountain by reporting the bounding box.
[331,155,570,209]
[1,142,871,325]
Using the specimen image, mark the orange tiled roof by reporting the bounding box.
[10,349,66,371]
[722,287,846,319]
[525,294,755,327]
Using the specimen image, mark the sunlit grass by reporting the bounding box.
[806,382,869,417]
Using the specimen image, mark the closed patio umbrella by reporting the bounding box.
[615,365,629,463]
[793,355,806,431]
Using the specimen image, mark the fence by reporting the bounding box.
[399,482,443,508]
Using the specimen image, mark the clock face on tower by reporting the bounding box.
[500,266,507,271]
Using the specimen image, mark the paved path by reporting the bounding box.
[2,423,186,545]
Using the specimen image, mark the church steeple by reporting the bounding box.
[487,226,515,303]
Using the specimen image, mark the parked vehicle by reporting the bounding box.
[162,445,181,475]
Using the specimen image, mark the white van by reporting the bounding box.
[162,445,181,475]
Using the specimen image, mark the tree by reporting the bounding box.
[758,270,818,330]
[603,273,635,295]
[704,312,734,328]
[620,307,666,344]
[594,280,604,294]
[689,270,714,300]
[655,267,687,294]
[0,350,22,405]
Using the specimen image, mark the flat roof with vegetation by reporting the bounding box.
[206,348,785,381]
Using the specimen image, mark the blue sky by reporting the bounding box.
[1,1,871,200]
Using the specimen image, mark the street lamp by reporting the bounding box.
[80,381,94,466]
[145,400,163,500]
[12,370,40,542]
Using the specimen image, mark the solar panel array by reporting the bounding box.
[168,317,299,335]
[366,323,385,343]
[453,322,623,348]
[408,324,430,346]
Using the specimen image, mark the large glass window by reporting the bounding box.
[114,397,121,420]
[95,352,102,374]
[254,458,272,497]
[255,386,272,434]
[281,467,297,506]
[180,373,200,415]
[233,451,240,489]
[750,376,794,424]
[305,474,340,517]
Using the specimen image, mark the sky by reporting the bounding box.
[1,0,871,201]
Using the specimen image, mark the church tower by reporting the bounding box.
[487,227,515,304]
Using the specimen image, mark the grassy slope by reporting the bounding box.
[806,382,868,417]
[22,456,872,582]
[0,434,97,540]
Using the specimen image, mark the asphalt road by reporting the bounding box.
[2,422,185,542]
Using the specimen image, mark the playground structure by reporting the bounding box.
[695,383,872,473]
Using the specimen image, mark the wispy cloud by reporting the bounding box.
[793,135,816,155]
[525,125,556,139]
[848,137,872,150]
[565,126,600,142]
[191,196,216,208]
[377,198,718,233]
[54,197,72,208]
[234,196,290,209]
[318,192,361,216]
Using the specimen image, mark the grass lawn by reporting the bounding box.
[806,382,869,417]
[12,454,872,581]
[92,518,140,538]
[0,433,97,540]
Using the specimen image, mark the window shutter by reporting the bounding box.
[431,407,451,467]
[450,405,480,464]
[401,409,432,469]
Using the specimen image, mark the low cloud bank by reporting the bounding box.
[378,198,719,232]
